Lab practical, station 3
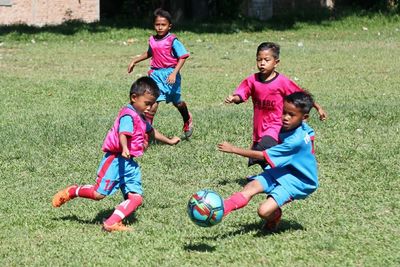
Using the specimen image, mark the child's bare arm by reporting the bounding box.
[313,102,327,121]
[128,52,150,73]
[153,129,181,145]
[225,95,241,104]
[119,133,131,159]
[167,58,186,84]
[218,142,265,160]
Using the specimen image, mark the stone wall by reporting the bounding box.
[0,0,99,26]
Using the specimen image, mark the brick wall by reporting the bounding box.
[0,0,99,26]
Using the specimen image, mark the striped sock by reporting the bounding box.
[68,185,97,200]
[104,194,143,226]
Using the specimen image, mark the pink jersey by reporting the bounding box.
[149,33,181,69]
[102,106,149,157]
[234,73,303,142]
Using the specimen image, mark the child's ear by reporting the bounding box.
[303,113,309,121]
[130,94,137,103]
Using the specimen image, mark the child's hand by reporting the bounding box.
[318,108,328,121]
[127,61,136,73]
[218,142,235,153]
[167,73,177,84]
[169,136,181,145]
[225,95,237,104]
[121,148,131,159]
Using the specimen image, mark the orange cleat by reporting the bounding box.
[52,186,75,208]
[102,222,133,232]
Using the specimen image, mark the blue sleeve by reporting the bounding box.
[172,39,189,58]
[264,133,302,168]
[119,115,134,135]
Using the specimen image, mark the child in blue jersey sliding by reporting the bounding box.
[128,8,193,139]
[218,91,319,231]
[52,77,180,232]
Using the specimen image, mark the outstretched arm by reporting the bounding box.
[153,129,180,145]
[313,102,327,121]
[128,51,150,73]
[218,142,265,160]
[224,95,242,104]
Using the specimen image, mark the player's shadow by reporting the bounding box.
[183,243,216,253]
[53,209,138,225]
[218,177,249,187]
[211,219,304,240]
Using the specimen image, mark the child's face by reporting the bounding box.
[256,49,279,75]
[281,101,309,132]
[131,92,156,115]
[154,16,171,37]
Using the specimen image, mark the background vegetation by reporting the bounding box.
[0,11,399,266]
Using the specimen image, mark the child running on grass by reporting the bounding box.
[128,8,193,139]
[52,77,180,232]
[218,91,318,231]
[224,42,326,168]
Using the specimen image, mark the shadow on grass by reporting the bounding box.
[1,8,394,38]
[211,219,304,240]
[53,208,138,225]
[183,243,216,253]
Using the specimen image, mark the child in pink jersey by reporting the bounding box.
[225,42,327,167]
[128,8,193,139]
[52,77,180,232]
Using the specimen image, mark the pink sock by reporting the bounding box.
[104,194,143,226]
[223,192,249,216]
[68,185,97,200]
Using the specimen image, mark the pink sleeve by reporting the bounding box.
[233,76,253,102]
[283,77,304,95]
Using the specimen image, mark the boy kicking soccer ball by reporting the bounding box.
[218,91,319,231]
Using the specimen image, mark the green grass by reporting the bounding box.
[1,13,399,266]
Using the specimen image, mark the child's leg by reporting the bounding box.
[52,184,105,208]
[258,196,280,220]
[223,179,265,216]
[103,193,143,228]
[174,101,193,138]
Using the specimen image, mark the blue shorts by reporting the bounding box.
[149,68,182,104]
[248,172,293,207]
[95,153,143,197]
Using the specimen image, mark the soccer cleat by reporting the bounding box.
[262,207,282,232]
[52,185,75,208]
[182,112,193,139]
[102,222,132,232]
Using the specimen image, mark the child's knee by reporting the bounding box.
[127,193,143,206]
[257,197,279,219]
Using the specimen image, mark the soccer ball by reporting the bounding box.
[187,189,224,227]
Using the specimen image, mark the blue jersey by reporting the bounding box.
[263,122,318,199]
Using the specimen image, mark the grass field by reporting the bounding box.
[1,13,399,266]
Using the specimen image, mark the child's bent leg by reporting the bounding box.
[259,197,282,231]
[223,179,264,216]
[103,193,143,232]
[52,184,105,208]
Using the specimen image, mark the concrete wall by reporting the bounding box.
[0,0,99,26]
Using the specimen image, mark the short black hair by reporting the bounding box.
[130,76,160,99]
[284,91,314,114]
[153,8,172,24]
[257,42,280,59]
